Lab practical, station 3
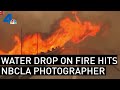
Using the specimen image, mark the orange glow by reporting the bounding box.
[0,12,101,55]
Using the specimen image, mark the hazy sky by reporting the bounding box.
[0,11,120,53]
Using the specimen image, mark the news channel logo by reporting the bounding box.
[2,13,17,24]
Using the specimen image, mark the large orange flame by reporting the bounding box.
[0,12,101,55]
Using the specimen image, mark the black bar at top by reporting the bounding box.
[1,1,120,11]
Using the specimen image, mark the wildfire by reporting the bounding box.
[0,11,101,55]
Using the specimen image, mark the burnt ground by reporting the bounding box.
[0,11,120,79]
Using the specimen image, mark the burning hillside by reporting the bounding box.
[0,11,101,55]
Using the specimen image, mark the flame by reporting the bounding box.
[0,12,101,55]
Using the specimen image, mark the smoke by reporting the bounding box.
[0,11,65,51]
[0,11,120,53]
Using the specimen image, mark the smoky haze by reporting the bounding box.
[0,11,120,54]
[0,11,66,51]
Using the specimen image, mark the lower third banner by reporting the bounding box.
[0,66,106,76]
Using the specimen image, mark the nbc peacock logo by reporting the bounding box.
[10,19,17,24]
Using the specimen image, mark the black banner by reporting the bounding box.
[1,1,120,10]
[0,55,118,65]
[0,66,106,76]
